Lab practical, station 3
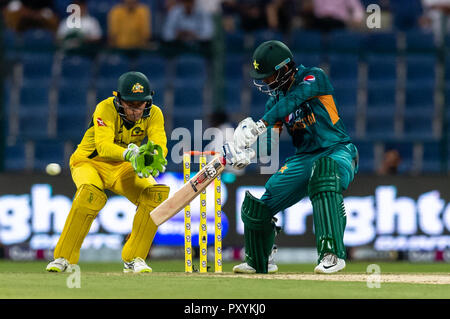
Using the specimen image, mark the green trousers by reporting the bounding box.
[261,142,358,212]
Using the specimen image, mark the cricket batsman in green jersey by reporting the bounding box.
[222,40,359,274]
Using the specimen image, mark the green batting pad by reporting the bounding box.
[241,191,277,273]
[308,157,347,262]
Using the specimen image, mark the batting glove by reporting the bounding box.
[233,117,267,149]
[222,142,256,169]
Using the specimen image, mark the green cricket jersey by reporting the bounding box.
[262,65,351,154]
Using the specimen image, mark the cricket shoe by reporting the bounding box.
[123,257,152,273]
[314,253,346,274]
[232,262,278,274]
[46,257,70,272]
[233,246,278,274]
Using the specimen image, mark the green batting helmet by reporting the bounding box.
[113,71,154,120]
[250,40,297,97]
[116,71,153,102]
[249,40,294,80]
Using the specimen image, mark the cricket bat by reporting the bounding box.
[150,155,226,226]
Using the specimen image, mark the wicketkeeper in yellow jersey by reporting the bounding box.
[46,71,170,273]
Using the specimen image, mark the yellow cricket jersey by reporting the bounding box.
[72,97,168,163]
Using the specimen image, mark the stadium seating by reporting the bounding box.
[57,82,89,113]
[134,54,168,84]
[3,80,12,114]
[366,54,397,86]
[333,83,358,108]
[33,139,66,171]
[422,140,442,173]
[253,29,285,45]
[95,79,117,101]
[56,81,90,138]
[290,30,323,53]
[326,30,364,53]
[19,80,51,111]
[389,0,423,31]
[172,107,204,133]
[353,140,375,172]
[405,54,436,86]
[60,55,95,84]
[328,53,359,86]
[384,141,414,173]
[149,82,165,107]
[4,142,26,171]
[223,81,243,113]
[18,109,50,139]
[366,112,396,139]
[173,82,204,109]
[250,86,268,119]
[20,29,55,50]
[403,112,434,139]
[367,84,396,110]
[2,21,448,174]
[363,32,397,53]
[97,53,132,81]
[404,30,436,52]
[224,53,245,81]
[86,0,119,32]
[21,52,54,80]
[366,85,397,136]
[294,53,321,68]
[338,109,356,137]
[224,30,246,52]
[174,54,207,85]
[404,82,435,113]
[57,113,89,142]
[445,53,450,82]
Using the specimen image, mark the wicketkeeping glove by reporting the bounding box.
[124,143,148,178]
[124,142,168,178]
[140,141,168,178]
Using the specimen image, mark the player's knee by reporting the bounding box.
[138,184,170,208]
[308,157,341,198]
[75,184,108,211]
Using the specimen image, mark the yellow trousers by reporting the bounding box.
[53,154,168,264]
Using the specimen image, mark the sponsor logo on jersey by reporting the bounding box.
[284,109,302,124]
[131,83,144,93]
[96,117,106,127]
[284,113,294,123]
[302,75,315,83]
[284,104,316,130]
[131,126,144,137]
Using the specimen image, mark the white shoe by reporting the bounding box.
[46,257,70,272]
[233,262,257,274]
[232,262,278,274]
[233,246,278,274]
[314,253,346,274]
[123,257,152,273]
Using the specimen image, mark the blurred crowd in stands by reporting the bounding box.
[0,0,449,175]
[2,0,450,49]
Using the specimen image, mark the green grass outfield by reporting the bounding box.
[0,260,449,299]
